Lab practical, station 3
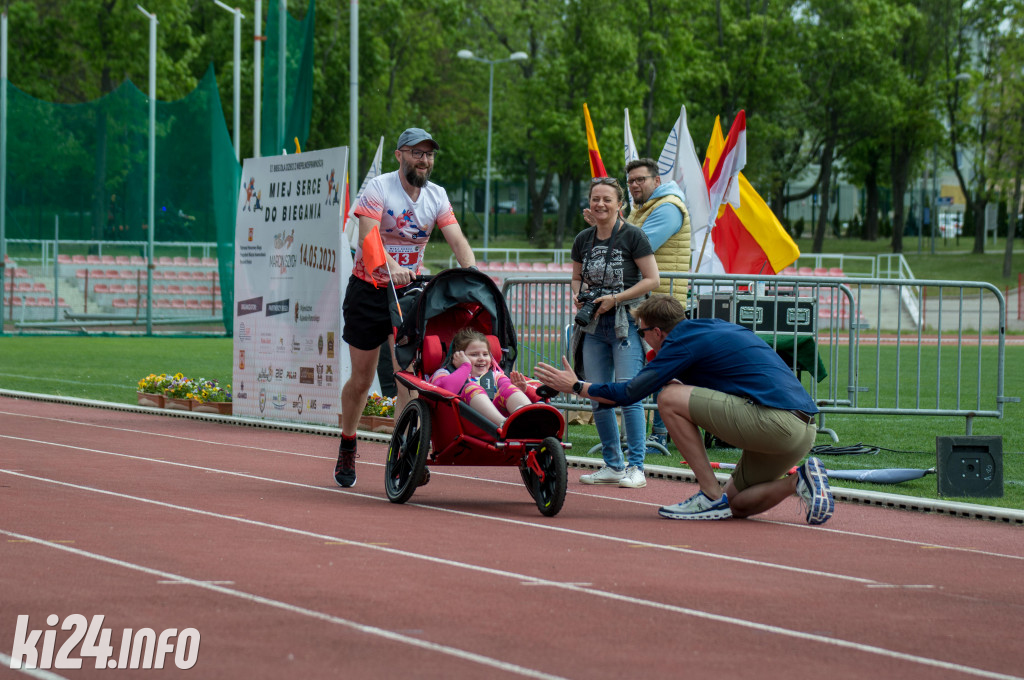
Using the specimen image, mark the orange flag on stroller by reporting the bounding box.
[362,225,389,288]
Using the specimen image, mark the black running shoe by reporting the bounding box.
[334,441,358,488]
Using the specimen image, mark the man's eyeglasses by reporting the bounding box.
[401,148,437,160]
[626,175,656,186]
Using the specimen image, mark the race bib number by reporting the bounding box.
[386,244,421,270]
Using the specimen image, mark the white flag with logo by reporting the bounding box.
[345,136,385,250]
[624,109,640,208]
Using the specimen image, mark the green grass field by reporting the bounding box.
[1,335,1020,510]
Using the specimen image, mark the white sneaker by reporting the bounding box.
[658,491,732,520]
[580,466,626,485]
[618,465,647,488]
[796,457,834,525]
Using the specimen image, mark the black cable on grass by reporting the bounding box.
[810,443,937,456]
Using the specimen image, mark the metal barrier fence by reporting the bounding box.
[502,272,1017,443]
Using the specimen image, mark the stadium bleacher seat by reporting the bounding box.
[72,255,88,264]
[115,256,131,265]
[86,255,102,265]
[57,254,72,264]
[131,256,147,266]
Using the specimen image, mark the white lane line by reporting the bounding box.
[3,411,1022,558]
[0,652,70,679]
[0,436,878,584]
[2,509,1019,680]
[0,529,568,680]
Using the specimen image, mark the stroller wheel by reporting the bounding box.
[385,399,431,504]
[520,436,567,517]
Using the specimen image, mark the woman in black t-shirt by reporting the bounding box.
[570,177,659,489]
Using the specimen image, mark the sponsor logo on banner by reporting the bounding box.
[318,335,324,355]
[291,336,301,354]
[238,349,245,370]
[327,332,335,358]
[237,322,253,343]
[320,401,333,411]
[326,365,334,385]
[294,394,304,415]
[299,367,315,384]
[266,299,289,317]
[257,366,272,383]
[259,388,267,413]
[274,367,285,381]
[294,301,320,323]
[235,381,248,400]
[316,364,324,386]
[308,398,317,411]
[237,296,263,316]
[272,393,287,410]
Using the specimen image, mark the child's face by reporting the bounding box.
[463,340,492,376]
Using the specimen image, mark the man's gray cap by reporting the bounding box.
[396,127,440,151]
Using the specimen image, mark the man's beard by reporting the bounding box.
[404,163,431,188]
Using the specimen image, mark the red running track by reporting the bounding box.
[1,395,1022,680]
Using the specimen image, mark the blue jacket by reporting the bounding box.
[588,318,818,413]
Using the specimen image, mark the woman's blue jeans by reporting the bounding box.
[582,314,647,470]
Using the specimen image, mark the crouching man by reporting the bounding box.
[534,294,833,524]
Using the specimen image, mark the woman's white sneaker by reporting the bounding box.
[618,465,647,488]
[580,466,626,484]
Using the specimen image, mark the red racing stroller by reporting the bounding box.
[385,268,569,516]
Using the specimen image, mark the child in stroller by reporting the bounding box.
[428,328,539,427]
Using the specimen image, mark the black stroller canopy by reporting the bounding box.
[391,268,518,372]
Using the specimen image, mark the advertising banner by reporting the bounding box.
[232,147,352,425]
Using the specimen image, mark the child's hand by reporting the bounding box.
[510,370,528,391]
[451,350,469,368]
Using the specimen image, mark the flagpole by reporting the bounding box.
[383,258,403,322]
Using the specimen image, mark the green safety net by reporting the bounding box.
[261,0,315,158]
[4,65,239,329]
[2,0,316,333]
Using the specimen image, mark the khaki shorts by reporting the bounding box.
[687,387,817,492]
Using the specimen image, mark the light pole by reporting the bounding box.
[457,49,528,253]
[213,1,244,161]
[137,4,157,335]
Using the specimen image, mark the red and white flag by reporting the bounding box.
[703,110,746,230]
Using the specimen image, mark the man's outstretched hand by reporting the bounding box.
[533,357,578,394]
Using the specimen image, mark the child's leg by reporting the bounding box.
[495,384,531,415]
[461,382,507,426]
[469,392,507,426]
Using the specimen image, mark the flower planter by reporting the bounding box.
[342,414,395,433]
[191,400,232,415]
[164,396,193,411]
[137,391,165,409]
